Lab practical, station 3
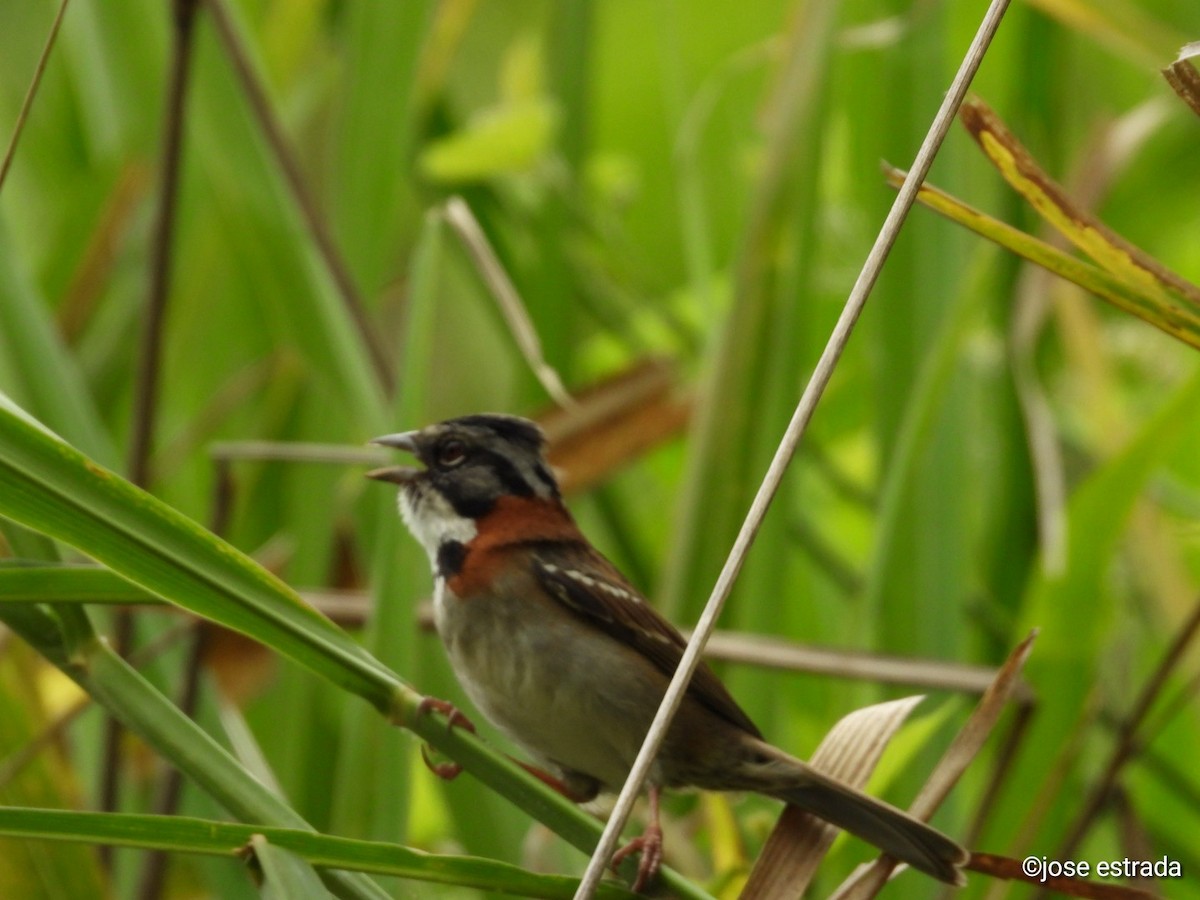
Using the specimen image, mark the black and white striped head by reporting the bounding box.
[367,414,560,566]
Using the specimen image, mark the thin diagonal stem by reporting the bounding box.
[204,0,393,389]
[442,197,577,410]
[1057,592,1200,858]
[103,0,202,870]
[127,0,201,488]
[572,0,1013,895]
[0,0,71,194]
[0,619,194,791]
[136,470,235,899]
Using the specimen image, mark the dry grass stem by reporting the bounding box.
[1057,593,1200,858]
[442,197,577,411]
[740,696,925,899]
[0,0,71,194]
[1162,41,1200,117]
[830,631,1037,899]
[204,0,393,388]
[573,1,1013,895]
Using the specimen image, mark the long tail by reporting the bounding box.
[755,749,967,885]
[770,768,966,885]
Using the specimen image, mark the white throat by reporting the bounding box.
[397,486,477,573]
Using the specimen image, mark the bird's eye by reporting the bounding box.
[436,439,467,467]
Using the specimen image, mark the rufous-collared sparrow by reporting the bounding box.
[368,413,966,891]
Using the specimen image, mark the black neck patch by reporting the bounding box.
[436,540,468,579]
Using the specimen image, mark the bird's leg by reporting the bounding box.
[414,699,591,800]
[513,761,595,802]
[417,696,477,732]
[416,696,476,780]
[610,785,664,893]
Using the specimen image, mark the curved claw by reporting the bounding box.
[610,786,664,893]
[611,828,663,894]
[416,696,477,733]
[416,697,475,782]
[420,743,464,781]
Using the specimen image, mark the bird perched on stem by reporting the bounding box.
[368,413,967,892]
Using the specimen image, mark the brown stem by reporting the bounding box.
[1057,593,1200,858]
[0,0,71,194]
[136,449,237,899]
[101,0,202,874]
[135,627,209,900]
[964,698,1035,849]
[204,0,393,389]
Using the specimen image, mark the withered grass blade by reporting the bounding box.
[830,632,1038,899]
[740,695,925,899]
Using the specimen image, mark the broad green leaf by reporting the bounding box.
[0,808,638,900]
[330,1,434,292]
[0,646,107,900]
[0,222,116,468]
[251,835,335,900]
[960,97,1200,309]
[0,565,155,605]
[1022,0,1184,69]
[188,6,391,429]
[996,368,1200,845]
[660,0,840,627]
[420,99,560,182]
[0,398,708,898]
[0,604,391,900]
[0,393,399,710]
[883,166,1200,349]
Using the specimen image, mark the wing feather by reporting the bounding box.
[531,544,762,739]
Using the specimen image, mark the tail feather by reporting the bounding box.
[771,769,967,886]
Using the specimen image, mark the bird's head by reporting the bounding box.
[367,414,562,567]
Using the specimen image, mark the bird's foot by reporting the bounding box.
[513,761,596,803]
[416,696,476,781]
[417,696,477,732]
[611,820,663,894]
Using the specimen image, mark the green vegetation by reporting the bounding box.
[1,0,1198,897]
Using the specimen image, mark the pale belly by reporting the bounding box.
[432,578,662,791]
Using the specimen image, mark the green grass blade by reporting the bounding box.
[889,168,1200,349]
[993,367,1200,845]
[0,647,107,900]
[251,834,335,900]
[0,808,639,900]
[0,223,116,468]
[0,565,155,604]
[0,604,392,900]
[331,2,433,292]
[0,398,708,898]
[660,0,839,621]
[0,394,399,710]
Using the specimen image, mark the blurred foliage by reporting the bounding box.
[1,0,1199,897]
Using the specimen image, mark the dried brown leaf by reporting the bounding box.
[740,695,925,899]
[830,631,1038,899]
[1162,42,1200,118]
[960,96,1200,307]
[537,358,690,495]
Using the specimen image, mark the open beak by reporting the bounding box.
[366,431,421,484]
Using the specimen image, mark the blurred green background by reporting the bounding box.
[1,0,1199,897]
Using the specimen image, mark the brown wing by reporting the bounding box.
[531,543,763,739]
